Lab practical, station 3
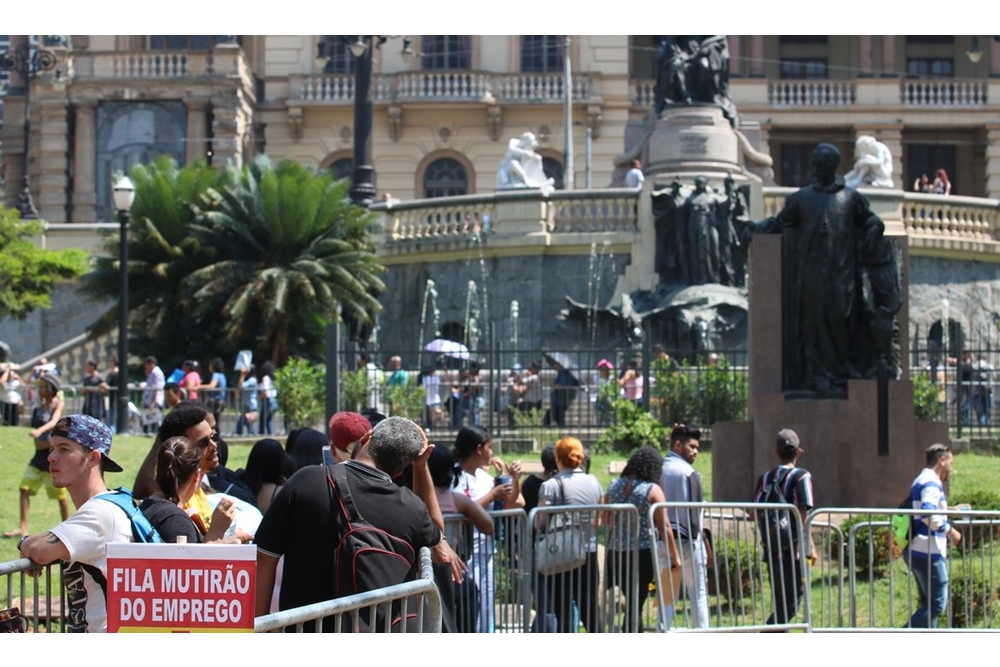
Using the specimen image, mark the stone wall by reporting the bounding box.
[909,256,1000,351]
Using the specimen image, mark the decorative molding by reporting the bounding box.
[486,105,502,141]
[387,106,403,142]
[537,125,551,145]
[339,126,352,146]
[286,107,303,142]
[586,105,602,140]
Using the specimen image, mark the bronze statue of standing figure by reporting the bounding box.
[742,143,902,394]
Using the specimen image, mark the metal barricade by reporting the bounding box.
[443,509,530,633]
[804,507,1000,631]
[526,503,639,633]
[649,501,810,632]
[254,547,442,633]
[0,558,65,633]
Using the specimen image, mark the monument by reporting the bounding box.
[713,142,947,508]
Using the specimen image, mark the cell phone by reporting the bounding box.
[322,445,336,467]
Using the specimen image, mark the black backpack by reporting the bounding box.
[756,467,805,554]
[327,464,419,631]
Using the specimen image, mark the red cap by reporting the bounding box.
[328,412,372,452]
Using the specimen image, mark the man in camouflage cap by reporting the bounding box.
[18,415,132,632]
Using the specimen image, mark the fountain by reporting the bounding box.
[510,300,519,366]
[464,280,482,356]
[418,279,441,369]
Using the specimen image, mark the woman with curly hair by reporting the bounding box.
[603,445,680,632]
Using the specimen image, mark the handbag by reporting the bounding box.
[0,607,26,633]
[535,477,587,576]
[245,410,259,424]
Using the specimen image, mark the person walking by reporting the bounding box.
[902,443,961,629]
[751,428,815,628]
[659,423,710,629]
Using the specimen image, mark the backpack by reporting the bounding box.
[327,464,418,631]
[96,488,164,544]
[890,494,913,552]
[756,467,805,554]
[76,488,163,601]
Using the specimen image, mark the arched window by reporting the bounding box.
[521,36,564,73]
[420,36,471,70]
[928,319,963,362]
[542,156,564,190]
[423,158,468,198]
[329,157,354,184]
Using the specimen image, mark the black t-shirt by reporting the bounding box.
[255,461,440,618]
[106,370,119,401]
[521,473,547,515]
[139,495,204,544]
[82,373,105,418]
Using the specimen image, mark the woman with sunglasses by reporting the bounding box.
[139,435,238,543]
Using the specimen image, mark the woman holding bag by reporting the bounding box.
[533,436,603,632]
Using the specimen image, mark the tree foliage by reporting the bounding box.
[79,156,225,369]
[187,156,385,365]
[81,155,385,369]
[0,205,87,320]
[274,357,326,429]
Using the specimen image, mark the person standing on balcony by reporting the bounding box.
[625,159,645,188]
[913,173,931,193]
[932,168,951,195]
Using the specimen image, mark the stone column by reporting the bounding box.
[749,35,765,78]
[186,101,208,165]
[38,95,69,223]
[211,92,253,170]
[859,35,873,76]
[854,125,903,189]
[728,35,742,77]
[985,126,1000,199]
[991,37,1000,77]
[71,101,97,223]
[881,35,896,77]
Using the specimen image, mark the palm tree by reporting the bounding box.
[187,156,385,365]
[80,156,226,367]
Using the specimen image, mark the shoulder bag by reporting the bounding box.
[535,476,587,575]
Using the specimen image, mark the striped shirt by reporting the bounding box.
[907,468,949,561]
[752,465,814,513]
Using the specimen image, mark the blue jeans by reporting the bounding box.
[905,554,948,628]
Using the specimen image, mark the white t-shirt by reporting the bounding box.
[455,468,495,556]
[625,168,645,188]
[50,495,134,632]
[422,373,441,406]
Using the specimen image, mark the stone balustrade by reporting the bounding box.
[290,71,593,105]
[902,193,1000,247]
[375,187,1000,260]
[900,78,988,107]
[767,79,857,107]
[84,51,205,78]
[548,189,639,233]
[632,77,996,110]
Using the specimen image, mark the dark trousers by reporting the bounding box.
[535,551,600,633]
[765,548,804,625]
[604,548,656,632]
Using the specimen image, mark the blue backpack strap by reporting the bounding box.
[95,487,163,544]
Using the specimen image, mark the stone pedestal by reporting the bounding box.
[644,106,740,178]
[713,233,949,508]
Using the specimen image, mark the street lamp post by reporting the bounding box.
[0,38,58,219]
[113,176,135,435]
[348,36,380,207]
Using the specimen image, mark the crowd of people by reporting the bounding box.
[0,346,973,634]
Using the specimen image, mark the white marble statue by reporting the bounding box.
[844,135,894,189]
[496,132,555,190]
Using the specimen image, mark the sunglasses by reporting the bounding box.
[196,431,220,449]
